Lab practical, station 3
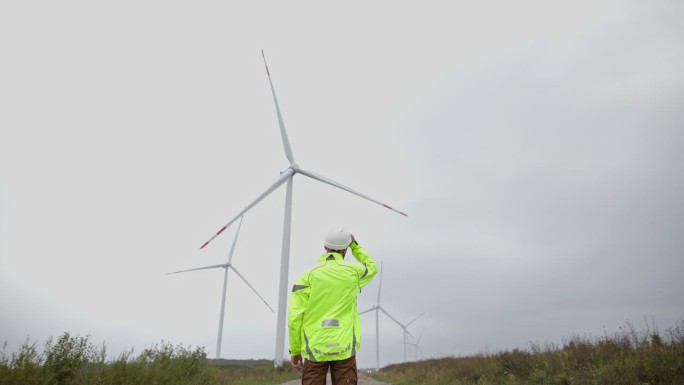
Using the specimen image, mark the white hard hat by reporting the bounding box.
[324,228,352,250]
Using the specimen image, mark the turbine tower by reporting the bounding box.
[199,51,407,365]
[360,263,423,370]
[168,214,274,359]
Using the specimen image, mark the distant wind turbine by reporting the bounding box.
[198,51,407,365]
[360,263,422,370]
[401,312,425,361]
[407,327,426,361]
[168,214,274,359]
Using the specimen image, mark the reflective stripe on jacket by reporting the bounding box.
[288,242,377,362]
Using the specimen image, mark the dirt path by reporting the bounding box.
[279,373,392,385]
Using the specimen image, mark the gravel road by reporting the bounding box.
[279,373,392,385]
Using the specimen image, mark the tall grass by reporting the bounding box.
[0,332,298,385]
[370,319,684,385]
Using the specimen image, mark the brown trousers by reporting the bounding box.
[301,356,357,385]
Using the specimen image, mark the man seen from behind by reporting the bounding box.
[288,228,378,385]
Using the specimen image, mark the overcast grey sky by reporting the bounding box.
[1,0,682,368]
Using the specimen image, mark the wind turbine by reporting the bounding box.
[168,214,274,359]
[360,263,422,370]
[407,327,426,361]
[198,51,407,365]
[401,312,425,361]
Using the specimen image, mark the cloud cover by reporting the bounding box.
[1,0,682,368]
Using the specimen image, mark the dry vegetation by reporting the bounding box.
[370,319,684,385]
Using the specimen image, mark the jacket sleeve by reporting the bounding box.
[288,272,310,356]
[350,242,378,289]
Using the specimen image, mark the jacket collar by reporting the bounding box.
[318,252,344,263]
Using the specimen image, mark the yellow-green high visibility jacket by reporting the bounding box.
[288,242,377,362]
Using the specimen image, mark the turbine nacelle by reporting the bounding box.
[281,163,300,175]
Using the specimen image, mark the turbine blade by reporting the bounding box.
[200,168,295,249]
[166,264,227,275]
[227,211,245,264]
[261,50,295,165]
[378,307,406,330]
[297,167,407,217]
[230,265,275,313]
[406,312,425,327]
[359,307,377,315]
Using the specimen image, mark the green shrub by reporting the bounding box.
[0,333,297,385]
[0,338,43,385]
[42,332,104,384]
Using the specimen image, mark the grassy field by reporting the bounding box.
[3,320,683,384]
[0,333,299,385]
[369,319,684,385]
